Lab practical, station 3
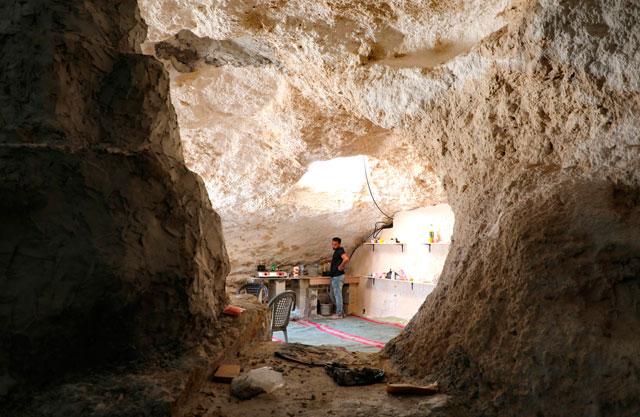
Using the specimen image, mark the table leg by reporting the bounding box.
[308,288,319,318]
[267,279,286,300]
[298,279,309,317]
[343,284,349,315]
[274,280,286,297]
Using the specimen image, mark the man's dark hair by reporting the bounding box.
[332,237,342,244]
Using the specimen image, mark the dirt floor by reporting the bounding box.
[1,300,459,417]
[176,342,456,417]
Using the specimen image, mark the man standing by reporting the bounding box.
[329,237,349,319]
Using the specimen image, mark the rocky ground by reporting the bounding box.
[0,295,271,417]
[176,342,456,417]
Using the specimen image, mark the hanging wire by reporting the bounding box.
[348,158,394,259]
[349,221,390,258]
[363,156,392,219]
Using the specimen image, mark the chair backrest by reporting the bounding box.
[237,283,269,303]
[268,291,296,330]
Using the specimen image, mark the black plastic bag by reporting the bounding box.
[325,362,385,386]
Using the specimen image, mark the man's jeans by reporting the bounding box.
[329,274,345,315]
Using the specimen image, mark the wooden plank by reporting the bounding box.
[345,276,360,285]
[309,277,330,286]
[386,382,439,395]
[306,276,359,286]
[211,364,241,383]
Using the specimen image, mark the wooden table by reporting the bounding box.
[295,276,360,317]
[253,276,359,317]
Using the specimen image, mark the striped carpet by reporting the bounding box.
[272,315,405,352]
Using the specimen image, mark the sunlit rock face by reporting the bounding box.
[165,60,445,279]
[0,0,228,388]
[140,9,447,279]
[140,0,640,414]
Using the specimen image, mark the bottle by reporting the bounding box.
[428,224,435,243]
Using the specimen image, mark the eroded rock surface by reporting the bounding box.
[0,0,228,390]
[141,5,447,280]
[139,0,640,415]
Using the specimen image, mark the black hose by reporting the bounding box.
[348,159,394,259]
[363,157,392,219]
[349,221,390,258]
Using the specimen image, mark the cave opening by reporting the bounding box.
[2,0,639,416]
[210,151,456,351]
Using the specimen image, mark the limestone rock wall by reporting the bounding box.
[139,0,640,414]
[0,0,228,387]
[139,17,446,281]
[384,2,640,414]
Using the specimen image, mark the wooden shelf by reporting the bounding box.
[364,242,404,252]
[363,242,450,252]
[422,242,450,252]
[364,276,437,290]
[254,276,359,285]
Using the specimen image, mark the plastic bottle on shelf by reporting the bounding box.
[427,224,435,243]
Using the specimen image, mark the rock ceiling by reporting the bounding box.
[136,0,506,277]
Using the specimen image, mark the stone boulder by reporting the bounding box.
[0,0,228,388]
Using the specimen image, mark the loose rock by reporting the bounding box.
[230,367,285,400]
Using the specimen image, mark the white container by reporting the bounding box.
[320,303,332,316]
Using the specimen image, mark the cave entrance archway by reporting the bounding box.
[237,155,456,352]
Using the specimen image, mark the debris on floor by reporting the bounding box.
[325,362,385,386]
[176,342,456,417]
[211,364,241,383]
[230,367,284,400]
[386,382,439,396]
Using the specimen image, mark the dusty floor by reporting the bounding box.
[177,342,455,417]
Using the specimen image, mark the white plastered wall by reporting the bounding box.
[347,204,454,320]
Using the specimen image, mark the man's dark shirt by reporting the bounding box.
[330,247,346,277]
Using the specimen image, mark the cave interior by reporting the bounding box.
[1,0,639,416]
